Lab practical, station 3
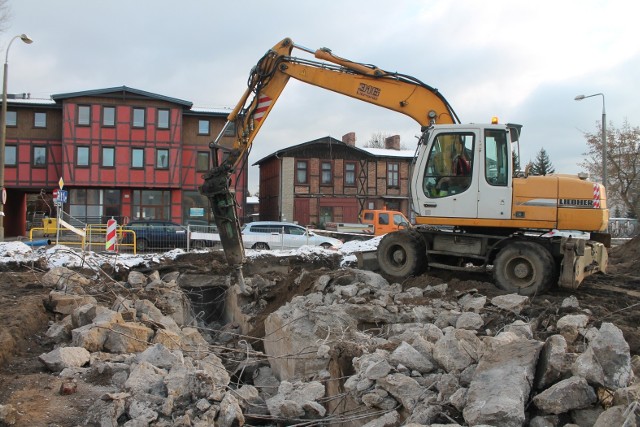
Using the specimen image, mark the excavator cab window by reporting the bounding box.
[423,132,475,198]
[484,129,509,186]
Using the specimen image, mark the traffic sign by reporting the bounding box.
[58,189,68,203]
[53,188,59,201]
[58,177,64,189]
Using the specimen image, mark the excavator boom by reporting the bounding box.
[201,38,459,280]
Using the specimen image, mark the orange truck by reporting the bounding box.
[325,210,411,238]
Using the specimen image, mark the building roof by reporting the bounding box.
[252,135,414,166]
[51,86,194,108]
[5,95,56,106]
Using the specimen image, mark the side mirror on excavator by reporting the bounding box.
[507,123,522,143]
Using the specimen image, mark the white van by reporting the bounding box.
[241,221,342,250]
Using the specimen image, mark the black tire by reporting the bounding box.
[377,230,426,281]
[252,242,270,250]
[136,238,148,252]
[493,241,555,296]
[192,240,206,249]
[320,242,333,249]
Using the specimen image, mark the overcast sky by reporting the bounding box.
[4,0,640,193]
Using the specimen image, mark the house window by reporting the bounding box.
[102,106,115,126]
[33,146,46,167]
[321,161,332,185]
[198,119,210,135]
[157,109,170,129]
[132,189,170,220]
[76,146,90,167]
[34,112,47,128]
[156,149,169,169]
[133,108,145,127]
[296,160,308,184]
[6,111,16,127]
[319,207,333,226]
[196,151,209,172]
[132,148,144,168]
[78,105,91,125]
[387,162,399,187]
[4,145,16,166]
[345,162,356,186]
[102,147,115,167]
[223,122,235,136]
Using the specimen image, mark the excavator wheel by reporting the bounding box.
[377,230,426,281]
[493,241,556,296]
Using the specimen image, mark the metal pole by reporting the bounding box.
[574,92,606,188]
[0,34,33,241]
[0,59,9,241]
[601,99,607,188]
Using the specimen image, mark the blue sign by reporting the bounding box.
[58,189,68,203]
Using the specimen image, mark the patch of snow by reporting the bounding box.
[0,235,383,270]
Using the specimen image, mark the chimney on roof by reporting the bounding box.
[342,132,356,146]
[385,135,401,150]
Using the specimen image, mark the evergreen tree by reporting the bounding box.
[530,148,555,176]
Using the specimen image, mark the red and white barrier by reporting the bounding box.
[106,218,117,251]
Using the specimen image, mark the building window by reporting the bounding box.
[196,151,209,172]
[76,146,90,167]
[6,111,16,127]
[387,162,399,188]
[182,191,210,225]
[4,145,17,166]
[223,122,235,136]
[319,207,333,226]
[132,189,170,220]
[34,112,47,128]
[321,161,332,185]
[133,108,145,128]
[102,147,115,167]
[78,105,91,125]
[157,109,170,129]
[345,162,356,186]
[198,119,210,135]
[102,106,115,126]
[132,148,144,168]
[296,160,308,184]
[69,189,121,223]
[156,149,169,169]
[33,146,46,167]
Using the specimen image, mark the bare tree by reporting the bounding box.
[0,0,11,34]
[363,131,389,149]
[364,131,410,150]
[579,119,640,219]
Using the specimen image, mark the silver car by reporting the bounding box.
[241,221,342,250]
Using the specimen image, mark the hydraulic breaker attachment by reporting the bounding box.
[200,161,247,293]
[558,237,608,290]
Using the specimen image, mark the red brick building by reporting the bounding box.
[2,86,246,237]
[254,132,414,226]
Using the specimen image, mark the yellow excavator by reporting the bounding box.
[200,37,609,296]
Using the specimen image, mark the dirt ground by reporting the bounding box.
[1,237,639,426]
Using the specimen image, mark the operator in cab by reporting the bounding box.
[431,138,473,197]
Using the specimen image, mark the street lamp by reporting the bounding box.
[0,33,33,241]
[574,93,606,188]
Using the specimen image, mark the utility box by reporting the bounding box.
[43,218,58,234]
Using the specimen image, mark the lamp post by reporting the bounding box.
[574,93,606,188]
[0,34,33,241]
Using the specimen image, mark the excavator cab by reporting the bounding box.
[422,133,475,198]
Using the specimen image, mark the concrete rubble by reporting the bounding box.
[28,265,640,426]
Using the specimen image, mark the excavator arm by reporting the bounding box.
[200,38,459,288]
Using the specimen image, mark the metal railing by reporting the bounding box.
[609,218,638,239]
[26,218,221,254]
